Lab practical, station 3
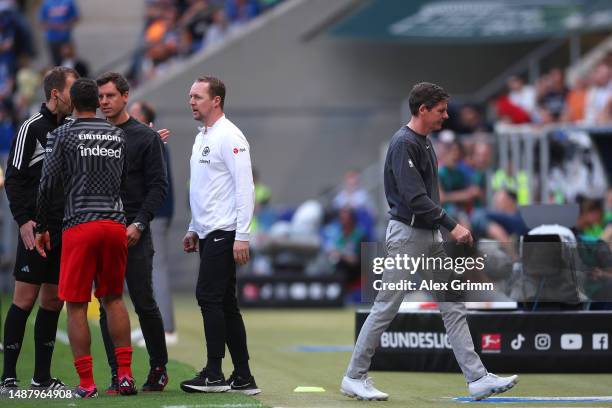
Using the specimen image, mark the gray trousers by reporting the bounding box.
[151,217,176,332]
[346,220,487,382]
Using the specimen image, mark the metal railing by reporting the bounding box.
[495,124,550,203]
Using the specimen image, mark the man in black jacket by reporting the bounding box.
[96,72,169,393]
[1,67,78,394]
[341,82,518,401]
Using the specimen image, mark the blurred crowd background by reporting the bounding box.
[0,0,611,308]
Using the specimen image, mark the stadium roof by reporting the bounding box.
[330,0,612,43]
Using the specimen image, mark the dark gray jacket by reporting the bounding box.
[383,126,457,231]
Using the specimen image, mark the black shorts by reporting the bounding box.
[13,231,61,285]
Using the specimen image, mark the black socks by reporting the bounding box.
[2,304,31,380]
[33,307,61,382]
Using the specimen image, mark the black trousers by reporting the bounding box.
[99,230,168,372]
[196,230,249,366]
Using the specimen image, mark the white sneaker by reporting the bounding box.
[468,373,518,400]
[340,375,389,401]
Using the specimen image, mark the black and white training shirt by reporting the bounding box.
[5,103,66,229]
[36,118,128,232]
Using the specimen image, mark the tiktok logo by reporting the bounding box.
[511,333,525,350]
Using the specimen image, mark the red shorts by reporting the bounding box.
[59,220,127,302]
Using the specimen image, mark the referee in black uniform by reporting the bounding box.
[95,72,169,393]
[1,67,78,394]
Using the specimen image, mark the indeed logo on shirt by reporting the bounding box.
[78,144,122,158]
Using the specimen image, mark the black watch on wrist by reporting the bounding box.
[132,222,146,232]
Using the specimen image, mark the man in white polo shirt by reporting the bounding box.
[180,76,260,396]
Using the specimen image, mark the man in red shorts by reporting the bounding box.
[34,78,136,398]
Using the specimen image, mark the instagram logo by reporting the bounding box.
[535,334,551,350]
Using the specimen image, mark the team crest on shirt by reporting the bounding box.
[202,146,210,156]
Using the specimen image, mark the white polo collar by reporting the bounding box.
[198,115,226,134]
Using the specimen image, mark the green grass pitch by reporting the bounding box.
[2,294,612,407]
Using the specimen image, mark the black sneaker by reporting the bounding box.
[73,385,98,399]
[142,366,168,392]
[106,374,119,395]
[31,377,66,390]
[118,376,138,396]
[228,373,261,395]
[0,378,18,396]
[180,369,230,393]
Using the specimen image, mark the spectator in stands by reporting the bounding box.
[38,0,79,66]
[250,168,274,235]
[573,196,612,308]
[584,62,611,125]
[143,4,180,80]
[0,6,16,73]
[332,170,373,212]
[467,139,493,208]
[491,160,530,205]
[178,0,211,53]
[253,168,271,209]
[128,0,280,87]
[603,189,612,243]
[605,189,612,225]
[14,54,40,119]
[323,207,365,292]
[453,104,492,135]
[494,91,531,124]
[534,103,557,127]
[597,95,612,124]
[471,189,527,259]
[439,139,480,222]
[205,7,229,47]
[466,141,494,237]
[536,67,567,120]
[561,76,588,123]
[575,195,606,240]
[59,42,89,78]
[507,75,536,117]
[8,1,35,58]
[332,170,375,240]
[225,0,259,26]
